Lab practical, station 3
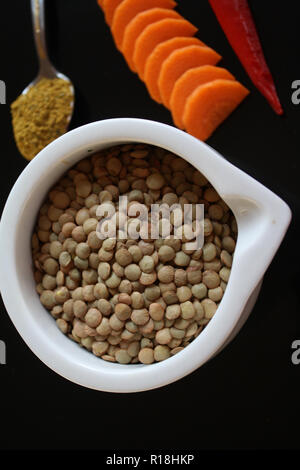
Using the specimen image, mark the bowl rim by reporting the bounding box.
[0,118,291,392]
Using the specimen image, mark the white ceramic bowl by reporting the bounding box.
[0,118,291,392]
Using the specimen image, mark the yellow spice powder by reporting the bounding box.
[11,77,73,160]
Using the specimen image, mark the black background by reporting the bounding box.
[0,0,299,451]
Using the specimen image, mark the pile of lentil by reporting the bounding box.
[32,144,237,365]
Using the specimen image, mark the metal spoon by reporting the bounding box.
[22,0,74,124]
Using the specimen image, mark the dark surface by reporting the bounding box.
[0,0,299,451]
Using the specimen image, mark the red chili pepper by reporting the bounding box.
[208,0,283,115]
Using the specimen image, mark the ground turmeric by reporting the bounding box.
[11,78,73,160]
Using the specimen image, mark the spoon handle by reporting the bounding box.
[31,0,56,77]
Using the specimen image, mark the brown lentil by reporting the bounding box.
[32,144,237,365]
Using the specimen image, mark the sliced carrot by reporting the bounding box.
[122,8,182,72]
[183,79,249,141]
[97,0,105,8]
[133,19,198,80]
[111,0,177,49]
[102,0,124,26]
[170,66,235,129]
[158,45,222,108]
[144,37,205,103]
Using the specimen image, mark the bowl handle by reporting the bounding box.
[223,189,291,299]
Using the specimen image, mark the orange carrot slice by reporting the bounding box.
[97,0,105,8]
[133,19,198,80]
[170,65,235,129]
[111,0,177,49]
[122,8,182,72]
[102,0,124,26]
[183,79,249,141]
[144,37,205,103]
[158,45,222,108]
